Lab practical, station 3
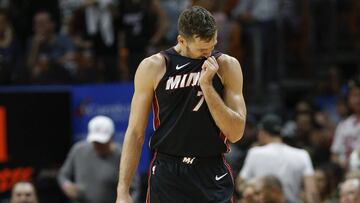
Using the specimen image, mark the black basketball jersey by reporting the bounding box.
[150,48,230,157]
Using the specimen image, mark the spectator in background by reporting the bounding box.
[255,176,285,203]
[237,114,319,203]
[0,9,24,84]
[313,67,343,124]
[82,0,120,82]
[10,182,38,203]
[331,76,360,169]
[59,0,122,82]
[339,178,360,203]
[118,0,168,80]
[314,166,338,203]
[232,0,294,84]
[65,7,99,83]
[5,0,61,49]
[282,100,313,139]
[238,179,257,203]
[336,97,350,122]
[58,115,127,203]
[349,147,360,172]
[26,10,75,83]
[294,112,315,147]
[159,0,189,47]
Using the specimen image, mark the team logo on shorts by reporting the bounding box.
[182,157,195,164]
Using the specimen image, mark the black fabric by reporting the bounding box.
[148,152,234,203]
[150,48,228,157]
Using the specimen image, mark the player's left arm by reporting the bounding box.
[200,55,246,143]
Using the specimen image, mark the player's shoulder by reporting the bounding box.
[136,53,166,85]
[136,53,165,76]
[217,53,241,67]
[139,53,165,70]
[216,53,242,80]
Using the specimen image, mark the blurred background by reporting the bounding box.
[0,0,359,202]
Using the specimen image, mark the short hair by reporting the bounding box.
[177,6,217,41]
[258,114,283,136]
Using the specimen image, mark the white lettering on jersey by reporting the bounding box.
[187,72,200,87]
[166,72,201,90]
[180,74,188,88]
[166,75,182,90]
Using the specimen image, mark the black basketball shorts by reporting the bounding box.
[146,152,234,203]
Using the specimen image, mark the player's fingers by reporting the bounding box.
[202,60,210,70]
[207,56,218,66]
[206,60,217,71]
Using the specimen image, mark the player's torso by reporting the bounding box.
[150,48,229,157]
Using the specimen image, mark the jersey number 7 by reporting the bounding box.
[193,91,204,111]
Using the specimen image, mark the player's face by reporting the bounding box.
[183,34,217,59]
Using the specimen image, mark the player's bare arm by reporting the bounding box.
[116,54,165,203]
[199,54,246,143]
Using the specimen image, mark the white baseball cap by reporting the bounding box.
[87,115,115,144]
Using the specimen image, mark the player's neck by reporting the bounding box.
[174,44,190,58]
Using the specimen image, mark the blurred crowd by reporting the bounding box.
[0,0,358,85]
[0,0,360,203]
[227,75,360,203]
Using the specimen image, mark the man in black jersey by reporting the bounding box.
[116,6,246,203]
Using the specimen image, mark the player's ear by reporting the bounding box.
[177,35,187,47]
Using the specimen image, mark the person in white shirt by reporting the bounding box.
[349,147,360,172]
[236,114,319,203]
[331,76,360,169]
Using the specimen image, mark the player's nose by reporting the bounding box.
[202,52,211,58]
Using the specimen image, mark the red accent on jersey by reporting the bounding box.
[222,154,234,182]
[152,95,160,130]
[222,155,234,202]
[146,152,158,203]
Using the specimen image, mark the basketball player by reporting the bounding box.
[116,6,246,203]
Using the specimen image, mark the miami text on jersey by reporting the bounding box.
[166,71,201,90]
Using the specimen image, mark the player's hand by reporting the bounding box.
[199,56,219,87]
[115,193,133,203]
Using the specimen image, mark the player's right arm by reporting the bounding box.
[116,54,165,203]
